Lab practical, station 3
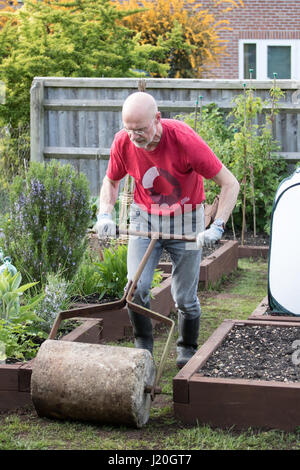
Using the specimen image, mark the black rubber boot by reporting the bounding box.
[128,309,154,355]
[176,313,200,369]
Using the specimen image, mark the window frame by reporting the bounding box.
[239,39,300,80]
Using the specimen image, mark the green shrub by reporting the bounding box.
[0,270,40,323]
[0,269,45,361]
[2,160,91,284]
[0,319,47,361]
[71,243,163,301]
[94,244,129,300]
[69,247,103,299]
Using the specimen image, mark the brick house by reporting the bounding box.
[200,0,300,80]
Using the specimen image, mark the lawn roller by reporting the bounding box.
[30,229,197,428]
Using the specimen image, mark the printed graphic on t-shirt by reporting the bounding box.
[142,166,182,206]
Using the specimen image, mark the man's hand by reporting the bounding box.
[196,218,225,249]
[95,213,116,238]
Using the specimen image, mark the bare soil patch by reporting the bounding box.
[199,324,300,382]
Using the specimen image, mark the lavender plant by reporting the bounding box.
[3,161,91,283]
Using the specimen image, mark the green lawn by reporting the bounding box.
[0,258,299,451]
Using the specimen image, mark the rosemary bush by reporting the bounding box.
[2,161,91,283]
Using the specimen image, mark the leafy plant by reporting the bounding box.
[0,124,30,185]
[69,247,103,299]
[94,243,163,300]
[228,78,287,239]
[94,244,129,300]
[0,268,45,361]
[89,196,99,229]
[0,270,40,323]
[0,319,47,361]
[3,160,91,284]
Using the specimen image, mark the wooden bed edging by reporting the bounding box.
[238,245,269,259]
[173,319,300,431]
[248,295,300,323]
[158,240,239,289]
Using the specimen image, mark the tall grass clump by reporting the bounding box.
[2,161,91,284]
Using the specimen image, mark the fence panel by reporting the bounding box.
[30,77,300,196]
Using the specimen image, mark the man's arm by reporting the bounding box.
[211,165,240,225]
[99,175,121,215]
[95,176,121,237]
[197,165,239,248]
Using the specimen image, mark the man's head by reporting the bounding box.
[122,92,162,150]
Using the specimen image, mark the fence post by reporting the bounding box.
[30,78,44,163]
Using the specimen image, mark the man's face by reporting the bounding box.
[123,115,157,149]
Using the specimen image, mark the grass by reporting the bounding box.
[0,258,299,451]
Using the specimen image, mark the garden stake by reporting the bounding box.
[30,229,197,428]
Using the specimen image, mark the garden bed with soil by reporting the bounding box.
[173,319,300,431]
[224,232,269,259]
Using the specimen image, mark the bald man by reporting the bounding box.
[96,92,239,369]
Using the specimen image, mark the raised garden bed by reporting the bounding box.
[72,272,174,343]
[237,245,269,259]
[0,318,103,412]
[158,240,239,289]
[173,319,300,431]
[248,296,300,323]
[223,232,269,259]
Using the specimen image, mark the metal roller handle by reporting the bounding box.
[118,227,197,242]
[120,228,197,399]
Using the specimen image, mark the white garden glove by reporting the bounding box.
[95,213,116,238]
[196,218,225,249]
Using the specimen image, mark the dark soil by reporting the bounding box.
[70,294,120,305]
[224,231,269,247]
[199,324,300,382]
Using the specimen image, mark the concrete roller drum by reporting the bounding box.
[31,339,156,428]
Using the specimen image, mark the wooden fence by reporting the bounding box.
[30,77,300,196]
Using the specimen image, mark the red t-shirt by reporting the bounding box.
[107,119,222,216]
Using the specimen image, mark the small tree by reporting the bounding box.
[117,0,244,78]
[178,83,288,237]
[0,0,168,126]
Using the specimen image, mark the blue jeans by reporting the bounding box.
[126,203,204,349]
[127,236,202,321]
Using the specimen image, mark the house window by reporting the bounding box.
[267,46,291,79]
[243,44,256,79]
[240,40,300,80]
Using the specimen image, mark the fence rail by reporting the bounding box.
[30,77,300,196]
